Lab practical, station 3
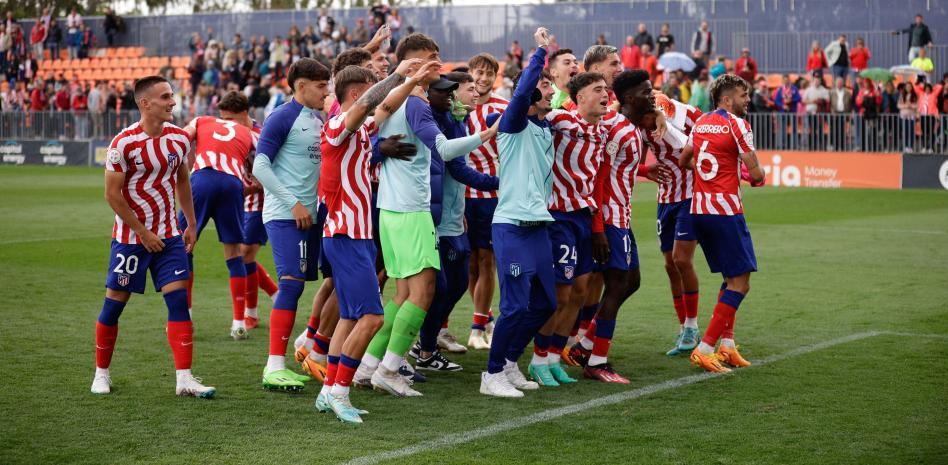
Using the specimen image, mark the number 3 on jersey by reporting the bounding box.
[696,140,719,181]
[212,118,237,142]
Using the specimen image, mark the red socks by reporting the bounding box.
[701,290,744,347]
[166,321,193,369]
[673,295,686,325]
[229,276,247,320]
[257,264,278,297]
[324,356,339,387]
[683,292,699,319]
[269,309,296,356]
[245,268,259,310]
[335,362,357,388]
[95,322,118,369]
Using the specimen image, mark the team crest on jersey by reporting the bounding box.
[117,274,130,287]
[107,148,121,164]
[509,263,521,277]
[625,253,632,266]
[299,259,308,273]
[564,265,574,279]
[606,140,620,156]
[167,152,178,165]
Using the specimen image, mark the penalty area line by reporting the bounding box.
[339,331,900,465]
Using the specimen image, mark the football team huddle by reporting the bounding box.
[91,26,765,424]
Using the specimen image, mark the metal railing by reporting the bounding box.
[745,112,947,154]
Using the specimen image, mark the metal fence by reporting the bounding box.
[746,112,948,153]
[734,31,948,76]
[2,110,944,155]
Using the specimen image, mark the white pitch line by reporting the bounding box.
[761,224,948,236]
[0,234,105,245]
[340,330,947,465]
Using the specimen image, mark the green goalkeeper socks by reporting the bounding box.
[365,300,400,360]
[387,300,427,357]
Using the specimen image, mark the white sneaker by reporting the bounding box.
[468,330,491,350]
[230,326,248,341]
[175,372,216,399]
[91,372,112,394]
[480,371,524,398]
[371,366,415,397]
[485,321,495,345]
[504,363,539,390]
[437,329,468,353]
[353,363,376,388]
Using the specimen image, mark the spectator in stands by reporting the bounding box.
[897,83,918,152]
[773,74,800,148]
[620,36,640,71]
[634,23,654,50]
[503,52,520,80]
[893,14,933,62]
[318,7,335,34]
[29,21,45,62]
[806,40,828,74]
[88,80,104,138]
[750,77,776,148]
[803,75,830,149]
[0,25,10,71]
[917,82,938,152]
[751,77,775,112]
[881,80,899,114]
[691,20,713,59]
[188,53,205,95]
[856,78,882,150]
[689,49,706,79]
[661,74,681,102]
[676,70,692,103]
[735,47,757,83]
[53,82,70,111]
[849,37,870,81]
[103,8,120,47]
[640,44,658,81]
[825,34,850,82]
[352,18,369,45]
[269,36,288,77]
[656,23,674,56]
[388,8,402,46]
[78,23,93,59]
[65,8,81,59]
[596,34,608,46]
[188,32,203,54]
[828,78,853,149]
[910,47,934,78]
[709,55,726,80]
[689,68,710,111]
[937,74,948,115]
[510,40,523,67]
[45,19,61,61]
[72,83,88,138]
[30,78,46,111]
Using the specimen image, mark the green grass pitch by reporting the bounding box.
[1,165,946,465]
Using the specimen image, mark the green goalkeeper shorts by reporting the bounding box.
[378,209,441,279]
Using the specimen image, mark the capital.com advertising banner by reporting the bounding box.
[756,151,902,190]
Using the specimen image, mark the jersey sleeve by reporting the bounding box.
[729,116,755,154]
[323,113,353,147]
[105,133,129,172]
[364,116,377,135]
[256,107,296,162]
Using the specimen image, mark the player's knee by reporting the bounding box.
[672,253,693,273]
[362,314,385,333]
[478,251,495,269]
[626,271,641,296]
[225,256,247,277]
[274,278,305,309]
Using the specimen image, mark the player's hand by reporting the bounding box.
[394,58,424,77]
[139,230,165,253]
[534,28,551,48]
[411,60,442,83]
[592,232,610,264]
[480,117,500,142]
[182,226,196,254]
[652,111,667,140]
[380,134,417,160]
[291,202,313,230]
[646,163,672,183]
[373,24,392,43]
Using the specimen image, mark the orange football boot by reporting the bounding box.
[244,316,259,330]
[300,356,327,382]
[716,345,752,368]
[690,349,732,373]
[294,345,310,364]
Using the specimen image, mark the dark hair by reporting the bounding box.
[445,71,474,84]
[512,69,553,99]
[567,72,606,104]
[133,76,169,102]
[583,45,618,70]
[709,74,750,107]
[468,53,499,74]
[287,58,330,91]
[452,66,469,73]
[334,65,378,104]
[612,70,651,103]
[332,48,373,77]
[395,33,439,62]
[547,48,575,68]
[218,91,250,113]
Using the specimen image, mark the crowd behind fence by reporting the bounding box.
[2,110,945,155]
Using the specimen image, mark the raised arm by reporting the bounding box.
[500,28,549,135]
[373,59,442,126]
[407,97,488,161]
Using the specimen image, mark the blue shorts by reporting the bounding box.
[549,209,594,284]
[242,211,268,245]
[693,214,758,278]
[492,223,557,314]
[266,220,326,281]
[656,199,696,252]
[597,225,639,271]
[104,236,189,294]
[465,197,498,250]
[323,236,383,320]
[177,168,244,244]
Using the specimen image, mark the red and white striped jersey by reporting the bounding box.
[465,95,507,199]
[319,112,377,239]
[688,109,756,216]
[105,122,191,244]
[186,116,258,178]
[547,109,606,212]
[599,114,644,229]
[244,124,264,212]
[644,98,702,204]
